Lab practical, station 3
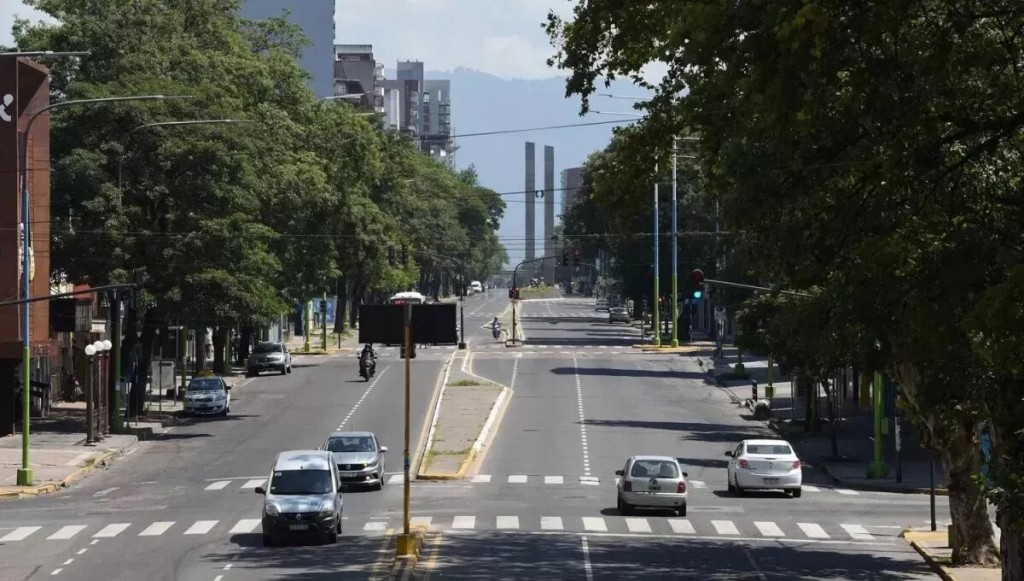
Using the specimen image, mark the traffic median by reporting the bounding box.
[417,351,511,480]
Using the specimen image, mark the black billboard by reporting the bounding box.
[358,304,458,345]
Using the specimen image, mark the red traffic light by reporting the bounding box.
[689,269,705,284]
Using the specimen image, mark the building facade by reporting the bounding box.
[381,61,455,167]
[333,44,385,113]
[239,0,336,98]
[560,166,584,212]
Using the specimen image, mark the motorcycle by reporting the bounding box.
[359,353,376,381]
[491,324,502,340]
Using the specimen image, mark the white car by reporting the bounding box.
[725,439,802,497]
[183,376,231,416]
[615,455,689,516]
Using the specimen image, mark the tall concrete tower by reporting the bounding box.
[544,146,555,284]
[525,142,536,263]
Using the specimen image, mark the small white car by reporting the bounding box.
[725,439,802,497]
[183,377,231,416]
[615,455,689,516]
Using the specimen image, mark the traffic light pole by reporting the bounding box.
[670,140,679,347]
[652,165,661,347]
[510,255,558,346]
[699,277,812,298]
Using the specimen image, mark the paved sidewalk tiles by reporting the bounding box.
[0,434,139,498]
[904,528,1001,581]
[0,515,904,545]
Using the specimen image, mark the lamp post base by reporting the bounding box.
[16,467,33,486]
[867,461,889,479]
[458,342,467,349]
[670,339,679,347]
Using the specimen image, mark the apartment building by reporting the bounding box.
[333,44,385,113]
[381,61,455,167]
[238,0,336,98]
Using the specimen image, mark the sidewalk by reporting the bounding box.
[705,346,948,494]
[0,415,139,498]
[417,353,508,479]
[904,528,1001,581]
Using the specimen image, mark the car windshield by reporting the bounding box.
[630,460,679,479]
[187,378,223,392]
[746,444,793,455]
[326,436,376,453]
[253,343,281,354]
[268,469,334,495]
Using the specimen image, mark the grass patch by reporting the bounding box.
[448,378,481,387]
[431,446,474,456]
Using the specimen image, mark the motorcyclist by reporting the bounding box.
[359,344,377,374]
[491,317,502,339]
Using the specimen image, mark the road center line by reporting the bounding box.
[335,364,391,433]
[573,357,590,477]
[581,536,594,581]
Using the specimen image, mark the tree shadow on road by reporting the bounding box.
[550,367,708,380]
[582,419,764,443]
[213,532,388,580]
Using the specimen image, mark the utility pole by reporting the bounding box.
[671,139,679,347]
[652,164,661,347]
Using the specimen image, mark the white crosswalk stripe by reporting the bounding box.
[94,523,130,538]
[47,525,86,540]
[0,516,893,543]
[579,476,600,486]
[754,521,785,537]
[205,481,231,491]
[798,523,831,539]
[496,516,519,530]
[387,474,404,485]
[229,519,261,534]
[841,524,873,540]
[508,475,528,484]
[544,475,563,484]
[712,520,739,535]
[836,489,860,495]
[452,516,475,529]
[1,526,41,541]
[184,521,218,535]
[240,479,265,489]
[139,522,175,537]
[668,519,695,534]
[625,518,651,533]
[471,474,491,483]
[688,480,707,489]
[540,516,563,531]
[802,485,821,492]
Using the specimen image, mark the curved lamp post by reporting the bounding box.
[16,93,187,485]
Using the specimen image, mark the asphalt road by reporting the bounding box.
[0,290,512,581]
[409,297,943,580]
[0,294,944,580]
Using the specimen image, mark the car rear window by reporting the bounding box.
[746,444,793,455]
[630,460,679,478]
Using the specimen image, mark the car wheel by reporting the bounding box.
[280,366,286,376]
[677,503,687,517]
[617,495,631,515]
[262,534,273,547]
[286,365,292,374]
[791,487,802,498]
[336,518,342,534]
[325,529,338,544]
[727,478,735,493]
[374,480,383,491]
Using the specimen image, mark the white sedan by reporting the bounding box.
[725,439,802,497]
[615,455,689,516]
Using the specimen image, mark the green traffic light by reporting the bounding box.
[693,291,703,299]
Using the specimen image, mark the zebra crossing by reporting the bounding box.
[0,516,893,544]
[199,474,862,496]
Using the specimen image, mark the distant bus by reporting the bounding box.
[388,291,426,305]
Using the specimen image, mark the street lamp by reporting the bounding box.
[15,93,187,485]
[100,340,112,436]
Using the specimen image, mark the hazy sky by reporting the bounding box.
[1,0,581,79]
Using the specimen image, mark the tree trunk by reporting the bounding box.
[239,327,254,363]
[998,509,1020,580]
[194,328,208,372]
[944,437,1000,566]
[333,274,348,334]
[129,309,159,417]
[212,327,230,375]
[821,376,840,458]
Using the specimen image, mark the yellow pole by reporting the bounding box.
[403,303,411,536]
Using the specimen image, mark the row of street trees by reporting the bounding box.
[547,1,1023,578]
[10,0,506,409]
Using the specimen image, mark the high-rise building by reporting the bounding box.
[561,167,584,213]
[238,0,336,98]
[333,44,385,113]
[381,61,455,167]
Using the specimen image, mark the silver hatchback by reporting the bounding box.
[321,431,388,490]
[616,455,689,516]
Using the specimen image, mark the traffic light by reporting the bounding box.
[387,246,396,265]
[509,287,521,300]
[400,246,408,264]
[562,249,569,267]
[689,269,705,299]
[573,249,581,266]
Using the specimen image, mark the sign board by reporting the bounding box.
[357,304,458,345]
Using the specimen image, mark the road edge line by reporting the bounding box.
[412,350,457,478]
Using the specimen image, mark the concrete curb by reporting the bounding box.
[412,351,458,478]
[0,441,133,500]
[821,466,949,496]
[904,533,958,581]
[391,524,429,579]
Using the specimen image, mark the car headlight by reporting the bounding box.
[318,501,334,515]
[213,393,226,401]
[265,503,280,516]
